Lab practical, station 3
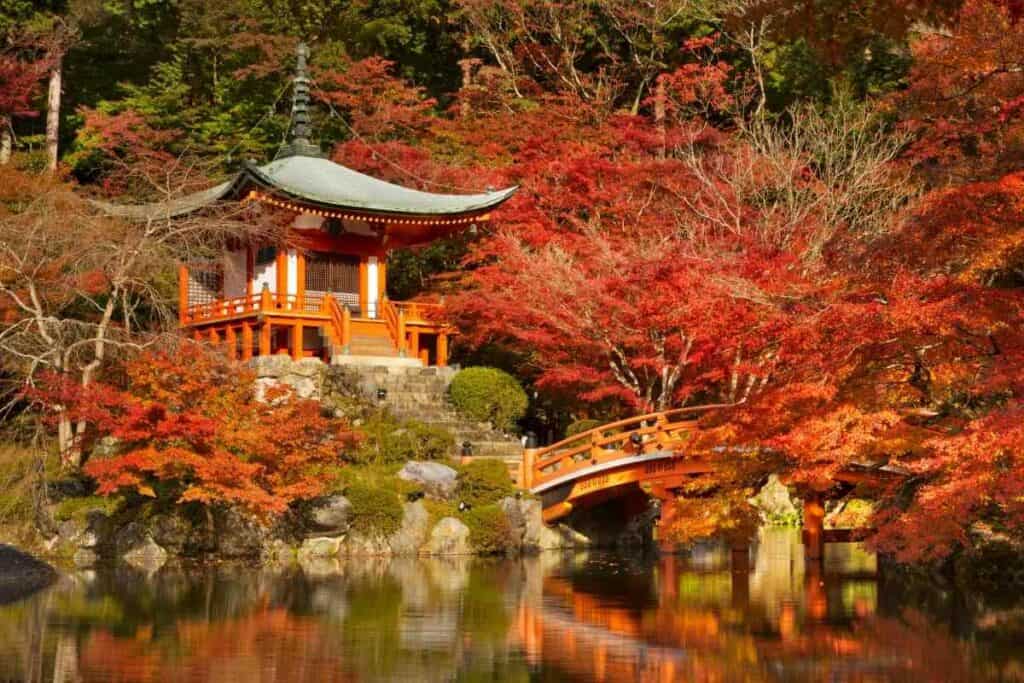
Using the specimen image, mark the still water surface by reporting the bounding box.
[1,529,1022,682]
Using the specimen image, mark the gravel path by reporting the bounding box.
[0,544,57,605]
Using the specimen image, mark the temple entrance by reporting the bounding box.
[305,252,360,315]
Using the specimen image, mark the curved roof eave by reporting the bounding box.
[240,157,518,217]
[90,154,518,221]
[88,180,238,221]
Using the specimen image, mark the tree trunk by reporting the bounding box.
[0,125,11,165]
[46,59,62,173]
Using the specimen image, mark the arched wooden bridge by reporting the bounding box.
[520,407,904,560]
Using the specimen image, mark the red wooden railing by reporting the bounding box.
[523,405,730,490]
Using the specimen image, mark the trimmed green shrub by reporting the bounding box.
[461,504,513,554]
[456,459,516,507]
[345,481,403,537]
[381,419,454,461]
[565,419,601,438]
[351,412,455,464]
[448,367,528,432]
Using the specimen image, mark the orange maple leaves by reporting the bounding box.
[44,346,358,517]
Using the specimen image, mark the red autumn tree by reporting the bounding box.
[899,0,1024,182]
[43,346,358,516]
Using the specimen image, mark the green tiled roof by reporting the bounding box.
[248,156,517,215]
[94,155,517,220]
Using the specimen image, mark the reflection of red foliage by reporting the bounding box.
[79,608,356,683]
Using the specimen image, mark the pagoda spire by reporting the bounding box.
[277,42,322,159]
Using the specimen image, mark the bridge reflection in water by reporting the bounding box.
[513,528,897,682]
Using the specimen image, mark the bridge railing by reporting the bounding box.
[524,404,729,490]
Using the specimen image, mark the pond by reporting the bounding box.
[1,528,1022,682]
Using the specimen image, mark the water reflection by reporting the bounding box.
[1,529,1022,682]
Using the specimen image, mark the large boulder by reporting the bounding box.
[422,517,471,556]
[389,500,430,554]
[397,461,458,500]
[0,545,56,605]
[750,475,801,526]
[499,496,544,552]
[340,500,430,556]
[298,536,342,560]
[214,508,272,558]
[122,536,168,571]
[306,495,352,536]
[149,512,196,554]
[538,524,591,550]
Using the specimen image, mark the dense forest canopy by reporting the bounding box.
[3,0,1024,562]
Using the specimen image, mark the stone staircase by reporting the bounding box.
[345,333,399,357]
[324,360,524,462]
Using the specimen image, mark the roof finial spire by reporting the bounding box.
[278,41,322,159]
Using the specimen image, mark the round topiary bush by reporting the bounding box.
[448,367,528,432]
[565,419,601,438]
[382,419,455,461]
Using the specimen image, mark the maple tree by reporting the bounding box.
[42,345,358,516]
[0,164,272,466]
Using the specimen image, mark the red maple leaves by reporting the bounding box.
[41,346,358,516]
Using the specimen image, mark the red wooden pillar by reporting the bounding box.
[259,322,271,357]
[225,326,237,360]
[178,264,189,324]
[296,250,306,310]
[358,257,369,317]
[803,493,825,562]
[241,322,253,361]
[437,333,448,367]
[291,322,303,360]
[208,327,219,345]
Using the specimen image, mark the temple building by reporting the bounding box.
[106,44,516,366]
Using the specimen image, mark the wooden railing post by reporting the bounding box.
[260,284,272,311]
[341,304,351,353]
[178,264,189,325]
[589,430,603,463]
[522,448,539,489]
[397,308,407,357]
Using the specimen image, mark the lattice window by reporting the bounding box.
[306,252,360,293]
[187,264,223,306]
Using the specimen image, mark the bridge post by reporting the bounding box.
[521,448,539,489]
[802,492,825,563]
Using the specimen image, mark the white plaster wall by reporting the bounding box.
[367,256,379,318]
[287,249,298,296]
[254,258,276,294]
[223,249,247,298]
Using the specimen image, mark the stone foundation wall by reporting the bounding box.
[250,356,326,400]
[52,493,589,572]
